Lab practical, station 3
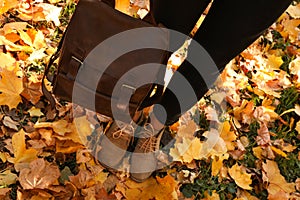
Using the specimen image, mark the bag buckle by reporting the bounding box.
[116,84,136,112]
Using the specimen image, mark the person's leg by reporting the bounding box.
[153,0,293,126]
[152,0,211,36]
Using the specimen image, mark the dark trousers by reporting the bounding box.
[151,0,293,125]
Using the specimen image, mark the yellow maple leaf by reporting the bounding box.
[253,146,263,159]
[0,68,23,108]
[116,175,177,200]
[0,0,19,15]
[203,190,220,200]
[170,137,202,163]
[0,170,17,186]
[212,153,229,176]
[234,190,259,200]
[228,163,252,190]
[270,146,287,158]
[72,116,93,145]
[267,54,284,70]
[34,119,71,136]
[8,129,38,164]
[28,107,44,117]
[220,121,237,151]
[286,3,300,19]
[282,19,300,43]
[262,160,295,195]
[0,53,16,69]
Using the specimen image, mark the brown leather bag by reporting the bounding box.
[43,0,169,120]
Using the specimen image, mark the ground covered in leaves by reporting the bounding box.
[0,0,300,199]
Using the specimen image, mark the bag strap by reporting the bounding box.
[42,32,65,109]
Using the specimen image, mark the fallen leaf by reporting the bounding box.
[220,121,237,151]
[228,163,252,190]
[256,122,270,146]
[262,160,295,195]
[253,146,263,159]
[3,116,19,131]
[0,68,23,109]
[203,190,220,200]
[56,140,84,153]
[235,190,259,200]
[267,54,283,70]
[0,152,7,162]
[289,57,300,83]
[270,146,287,158]
[9,129,38,164]
[282,19,300,43]
[0,0,19,15]
[0,188,11,198]
[19,158,60,189]
[170,137,202,163]
[21,78,43,104]
[39,3,62,26]
[28,107,44,117]
[0,53,16,69]
[72,116,94,145]
[176,119,198,141]
[34,119,71,136]
[116,175,177,200]
[69,169,95,189]
[286,3,300,18]
[211,153,229,176]
[268,190,289,200]
[0,170,17,186]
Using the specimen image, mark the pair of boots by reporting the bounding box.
[97,111,164,182]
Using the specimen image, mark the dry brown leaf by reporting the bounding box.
[262,160,295,195]
[38,128,55,146]
[69,169,95,189]
[19,158,60,190]
[0,68,23,109]
[228,163,252,190]
[21,77,43,105]
[0,188,10,198]
[56,140,84,153]
[256,122,271,146]
[235,190,259,200]
[2,116,19,131]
